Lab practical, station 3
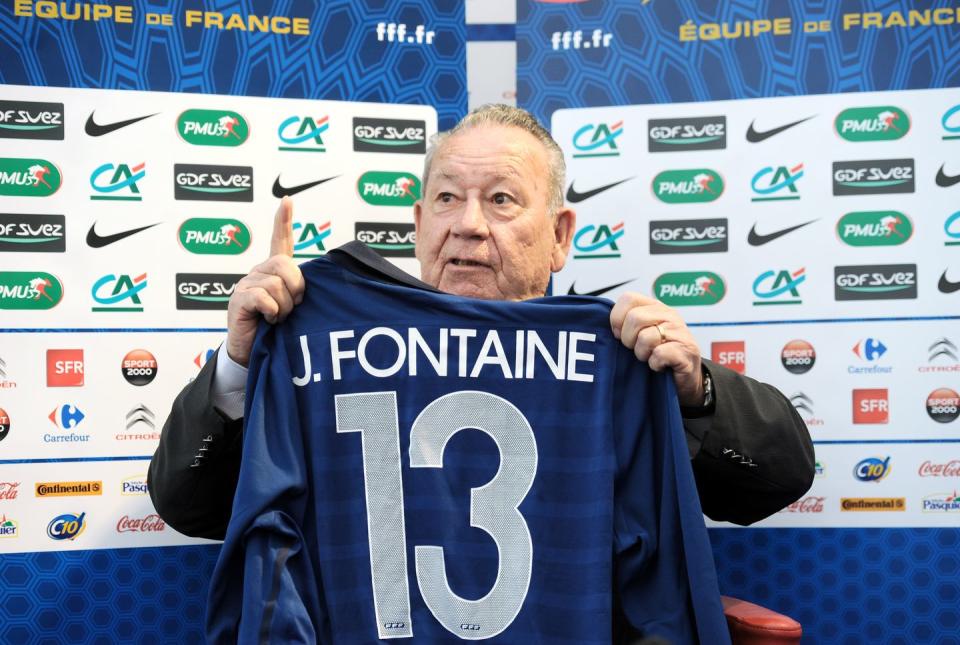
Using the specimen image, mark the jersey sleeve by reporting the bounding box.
[611,350,731,644]
[205,325,327,644]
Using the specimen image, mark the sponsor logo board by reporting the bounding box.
[0,272,63,309]
[649,218,727,254]
[0,100,64,140]
[174,164,253,202]
[0,214,65,252]
[352,117,426,153]
[647,116,726,151]
[832,159,914,195]
[835,264,917,300]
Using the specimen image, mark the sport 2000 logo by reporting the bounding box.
[47,512,86,541]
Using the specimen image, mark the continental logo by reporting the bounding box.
[647,116,725,152]
[35,481,102,497]
[357,171,421,206]
[832,159,914,195]
[178,218,250,255]
[174,164,253,202]
[652,169,723,203]
[0,158,62,197]
[837,211,912,247]
[835,264,917,301]
[649,218,727,254]
[0,100,64,140]
[653,272,725,307]
[353,117,426,154]
[0,272,63,310]
[175,273,243,310]
[835,106,909,142]
[0,214,65,252]
[840,497,905,512]
[177,109,249,146]
[355,222,416,257]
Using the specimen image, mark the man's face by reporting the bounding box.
[414,124,575,301]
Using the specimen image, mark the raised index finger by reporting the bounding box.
[270,196,294,257]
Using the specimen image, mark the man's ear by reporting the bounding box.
[413,200,423,261]
[550,207,576,273]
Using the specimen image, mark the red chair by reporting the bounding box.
[722,595,802,644]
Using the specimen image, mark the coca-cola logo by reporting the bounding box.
[116,514,165,533]
[781,496,825,513]
[0,482,19,500]
[918,460,960,477]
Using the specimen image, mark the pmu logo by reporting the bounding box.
[352,117,426,154]
[0,272,63,310]
[835,106,910,141]
[647,116,726,152]
[0,214,65,252]
[652,169,723,204]
[711,341,745,374]
[48,404,85,429]
[357,172,421,206]
[177,109,249,146]
[653,272,725,307]
[852,338,887,362]
[832,159,914,195]
[945,211,960,247]
[853,388,888,424]
[649,218,727,254]
[122,349,157,386]
[573,222,623,259]
[750,163,803,202]
[854,457,892,482]
[293,221,331,258]
[354,222,416,257]
[834,264,917,301]
[0,100,64,140]
[927,388,960,424]
[0,158,62,197]
[837,211,912,247]
[89,162,145,201]
[752,268,805,306]
[278,115,328,152]
[91,273,147,312]
[175,274,243,310]
[781,340,815,374]
[943,104,960,140]
[47,512,86,541]
[174,164,253,202]
[572,122,622,158]
[0,408,9,442]
[178,218,251,255]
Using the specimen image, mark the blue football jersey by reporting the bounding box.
[206,256,729,644]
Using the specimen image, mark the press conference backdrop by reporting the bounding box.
[519,0,958,642]
[0,1,459,641]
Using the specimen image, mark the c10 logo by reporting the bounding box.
[854,457,891,482]
[47,512,86,540]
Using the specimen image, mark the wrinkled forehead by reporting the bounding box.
[429,125,549,186]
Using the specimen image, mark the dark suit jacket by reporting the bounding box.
[148,242,815,540]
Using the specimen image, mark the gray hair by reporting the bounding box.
[422,104,566,214]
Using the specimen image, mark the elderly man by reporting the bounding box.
[149,104,814,539]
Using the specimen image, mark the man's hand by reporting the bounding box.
[610,292,705,407]
[225,197,306,367]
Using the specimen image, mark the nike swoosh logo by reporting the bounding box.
[85,112,158,137]
[936,164,960,188]
[939,270,960,293]
[746,116,815,143]
[566,177,634,203]
[272,175,339,198]
[747,219,818,246]
[567,279,634,297]
[86,222,160,248]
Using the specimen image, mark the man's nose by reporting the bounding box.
[451,196,489,238]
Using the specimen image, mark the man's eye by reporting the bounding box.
[437,192,454,203]
[492,193,512,205]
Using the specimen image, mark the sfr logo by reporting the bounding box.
[853,388,888,424]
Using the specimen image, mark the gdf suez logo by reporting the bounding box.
[573,222,624,259]
[752,268,805,306]
[751,163,803,202]
[176,274,243,310]
[354,222,415,257]
[835,106,910,142]
[572,121,622,158]
[294,221,331,258]
[91,273,147,312]
[832,159,914,195]
[278,115,328,152]
[649,218,727,254]
[0,214,65,253]
[647,116,725,152]
[174,164,253,202]
[0,158,62,197]
[89,162,145,201]
[352,117,426,154]
[0,100,64,140]
[837,211,912,247]
[854,456,892,482]
[834,264,917,300]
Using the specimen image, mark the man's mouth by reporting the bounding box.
[450,259,487,267]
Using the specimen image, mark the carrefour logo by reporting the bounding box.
[654,272,725,306]
[0,158,62,197]
[572,121,622,158]
[752,268,805,306]
[653,169,723,203]
[945,211,960,246]
[178,218,250,255]
[833,159,914,195]
[357,171,421,206]
[89,162,145,201]
[943,104,960,141]
[177,109,249,146]
[837,211,912,247]
[91,273,147,312]
[854,456,892,482]
[835,106,910,141]
[0,271,63,310]
[278,115,328,152]
[751,164,803,202]
[573,222,623,259]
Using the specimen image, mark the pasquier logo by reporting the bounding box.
[711,341,745,374]
[122,349,157,386]
[647,116,726,152]
[853,388,889,424]
[927,388,960,423]
[355,222,416,257]
[352,117,426,153]
[174,164,253,202]
[0,214,65,252]
[781,340,815,374]
[175,274,243,310]
[0,100,64,140]
[834,264,917,301]
[649,218,727,254]
[832,159,914,195]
